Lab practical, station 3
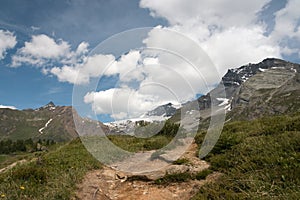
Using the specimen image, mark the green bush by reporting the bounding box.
[155,172,192,185]
[172,158,190,165]
[195,169,213,180]
[12,164,47,184]
[157,120,180,137]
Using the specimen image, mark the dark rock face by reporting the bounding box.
[174,58,300,122]
[145,103,177,117]
[228,59,300,120]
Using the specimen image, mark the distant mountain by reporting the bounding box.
[105,103,180,135]
[2,58,299,141]
[173,58,300,124]
[228,58,300,119]
[0,102,108,142]
[142,103,180,118]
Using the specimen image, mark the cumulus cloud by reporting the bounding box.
[202,26,281,74]
[11,34,88,67]
[271,0,300,56]
[81,29,216,119]
[0,30,17,60]
[84,86,180,120]
[140,0,271,28]
[50,53,114,85]
[139,0,286,71]
[82,0,296,120]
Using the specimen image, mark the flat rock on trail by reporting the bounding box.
[74,141,220,200]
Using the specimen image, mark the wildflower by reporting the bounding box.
[1,194,5,198]
[20,186,25,190]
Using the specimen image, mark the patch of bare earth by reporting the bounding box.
[74,141,221,200]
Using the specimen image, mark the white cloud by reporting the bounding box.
[50,53,114,85]
[84,87,179,120]
[272,0,300,40]
[0,104,17,110]
[82,32,214,119]
[139,0,284,72]
[271,0,300,56]
[81,0,290,120]
[107,50,143,82]
[79,27,224,119]
[140,0,271,28]
[0,30,17,60]
[11,34,89,67]
[50,50,143,85]
[202,26,281,73]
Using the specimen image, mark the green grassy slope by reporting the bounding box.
[0,139,101,200]
[192,113,300,199]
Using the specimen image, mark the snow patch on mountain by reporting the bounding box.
[216,98,230,106]
[0,105,17,110]
[105,102,181,135]
[38,118,53,134]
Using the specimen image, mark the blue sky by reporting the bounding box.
[0,0,300,122]
[0,0,166,109]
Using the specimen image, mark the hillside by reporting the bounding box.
[0,102,108,142]
[0,58,300,199]
[0,113,299,199]
[192,113,300,199]
[171,58,300,125]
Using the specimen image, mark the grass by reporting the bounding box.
[172,158,190,165]
[155,172,192,184]
[154,169,213,185]
[108,135,172,152]
[0,155,8,163]
[0,153,35,169]
[1,112,300,199]
[192,114,300,199]
[0,138,101,200]
[195,169,213,180]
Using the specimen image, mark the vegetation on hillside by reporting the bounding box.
[0,139,101,200]
[1,112,299,199]
[0,138,55,154]
[192,113,300,199]
[108,120,180,152]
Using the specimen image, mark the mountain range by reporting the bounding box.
[1,58,299,142]
[172,58,300,124]
[0,102,108,142]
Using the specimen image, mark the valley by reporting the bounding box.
[0,58,300,199]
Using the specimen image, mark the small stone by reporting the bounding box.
[143,191,148,195]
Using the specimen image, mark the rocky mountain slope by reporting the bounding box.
[142,103,180,118]
[0,102,108,142]
[174,58,300,124]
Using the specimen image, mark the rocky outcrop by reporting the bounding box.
[173,58,300,122]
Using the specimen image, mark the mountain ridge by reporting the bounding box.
[1,58,300,141]
[0,102,108,142]
[171,58,300,123]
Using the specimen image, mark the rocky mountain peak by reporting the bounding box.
[45,101,55,107]
[37,101,56,111]
[176,58,300,122]
[144,102,179,117]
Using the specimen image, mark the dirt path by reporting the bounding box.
[75,142,221,200]
[0,159,27,173]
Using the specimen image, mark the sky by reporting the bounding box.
[0,0,300,122]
